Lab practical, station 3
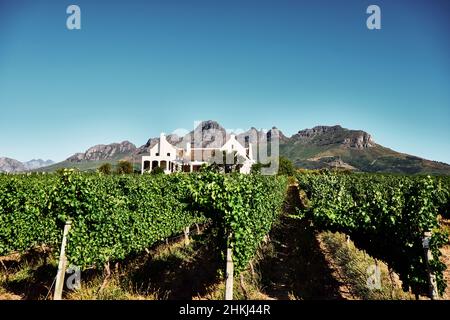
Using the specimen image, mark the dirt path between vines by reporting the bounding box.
[258,185,344,300]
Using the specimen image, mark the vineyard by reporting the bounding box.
[0,170,287,286]
[0,169,449,300]
[297,172,450,296]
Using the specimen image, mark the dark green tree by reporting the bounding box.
[277,156,295,176]
[98,163,112,175]
[116,160,134,174]
[250,162,272,174]
[151,166,165,175]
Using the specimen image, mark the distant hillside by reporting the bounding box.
[23,159,54,171]
[38,159,139,173]
[37,141,139,172]
[280,125,450,175]
[0,157,26,173]
[35,121,450,175]
[0,157,54,173]
[66,141,137,162]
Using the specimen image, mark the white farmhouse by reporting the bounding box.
[141,133,255,174]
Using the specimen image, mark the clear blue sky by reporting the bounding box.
[1,0,449,163]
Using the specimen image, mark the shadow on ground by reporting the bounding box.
[124,230,221,299]
[1,230,221,300]
[2,249,57,300]
[258,185,344,300]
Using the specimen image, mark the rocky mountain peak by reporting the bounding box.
[0,157,54,173]
[296,125,343,138]
[196,120,224,132]
[67,141,137,162]
[189,120,227,148]
[292,125,375,149]
[0,157,26,173]
[342,132,375,149]
[23,159,54,170]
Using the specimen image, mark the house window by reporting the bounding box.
[156,153,159,156]
[167,153,170,156]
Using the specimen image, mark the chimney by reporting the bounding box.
[159,132,166,154]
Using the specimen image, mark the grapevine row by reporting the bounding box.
[296,171,450,296]
[0,169,287,274]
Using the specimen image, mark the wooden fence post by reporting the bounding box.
[54,220,72,300]
[225,234,234,300]
[422,231,439,300]
[184,226,190,246]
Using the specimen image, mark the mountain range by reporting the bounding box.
[0,158,54,173]
[2,120,450,175]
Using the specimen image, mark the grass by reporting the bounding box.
[440,217,450,237]
[66,228,222,300]
[66,277,153,300]
[318,231,414,300]
[197,270,271,300]
[0,249,58,300]
[0,226,280,300]
[0,229,422,301]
